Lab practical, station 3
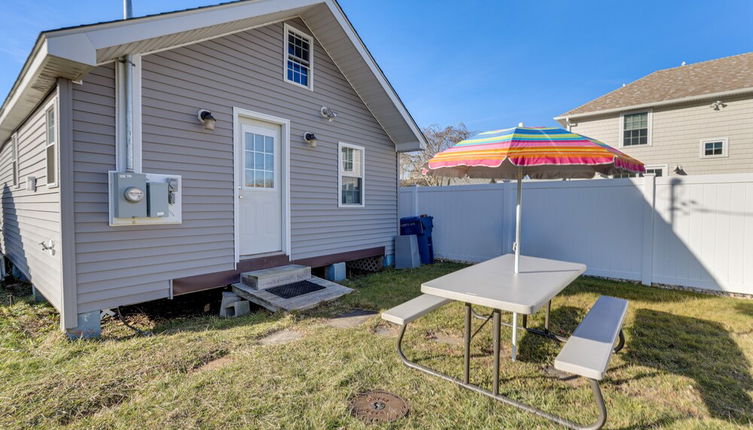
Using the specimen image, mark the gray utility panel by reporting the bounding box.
[147,182,169,217]
[112,172,147,218]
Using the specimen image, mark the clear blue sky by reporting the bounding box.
[1,0,751,131]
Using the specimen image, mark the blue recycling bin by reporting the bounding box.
[400,215,434,264]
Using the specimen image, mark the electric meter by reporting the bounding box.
[124,186,145,202]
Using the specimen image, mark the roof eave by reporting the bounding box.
[554,86,753,122]
[0,0,426,150]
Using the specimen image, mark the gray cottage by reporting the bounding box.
[0,0,425,336]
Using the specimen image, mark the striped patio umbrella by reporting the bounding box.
[424,125,645,273]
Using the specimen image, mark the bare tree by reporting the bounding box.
[400,123,471,186]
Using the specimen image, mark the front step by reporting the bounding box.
[241,264,311,290]
[232,276,353,312]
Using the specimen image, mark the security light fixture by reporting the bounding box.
[197,109,216,130]
[710,100,727,111]
[320,106,337,122]
[303,132,318,147]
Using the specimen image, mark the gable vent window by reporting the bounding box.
[621,112,650,146]
[284,24,313,90]
[700,137,728,158]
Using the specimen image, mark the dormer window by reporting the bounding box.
[284,24,313,90]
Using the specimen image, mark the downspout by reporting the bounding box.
[123,0,134,172]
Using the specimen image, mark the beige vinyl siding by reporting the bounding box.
[71,19,397,312]
[570,93,753,175]
[0,92,62,308]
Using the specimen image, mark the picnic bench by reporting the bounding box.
[382,292,628,430]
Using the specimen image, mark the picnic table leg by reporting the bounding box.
[511,312,518,361]
[464,303,471,384]
[492,309,501,395]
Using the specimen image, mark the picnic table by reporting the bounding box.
[382,254,628,429]
[422,254,585,361]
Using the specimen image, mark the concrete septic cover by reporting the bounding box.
[350,390,409,424]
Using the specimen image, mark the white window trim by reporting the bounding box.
[44,97,59,188]
[283,23,314,91]
[619,109,653,147]
[10,132,19,189]
[338,142,365,208]
[644,164,668,177]
[699,137,728,159]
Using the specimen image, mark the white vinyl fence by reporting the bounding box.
[399,173,753,295]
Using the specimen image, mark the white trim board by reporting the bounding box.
[232,107,292,265]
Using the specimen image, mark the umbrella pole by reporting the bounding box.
[514,176,522,274]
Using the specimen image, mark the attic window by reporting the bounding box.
[284,24,313,90]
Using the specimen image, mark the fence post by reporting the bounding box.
[641,175,656,286]
[412,185,419,216]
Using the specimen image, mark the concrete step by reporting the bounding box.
[241,264,311,290]
[232,276,353,312]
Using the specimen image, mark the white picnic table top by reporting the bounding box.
[421,254,586,314]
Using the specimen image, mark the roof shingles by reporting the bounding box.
[560,52,753,117]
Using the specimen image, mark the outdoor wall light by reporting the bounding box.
[710,100,727,111]
[320,106,337,122]
[303,132,318,147]
[197,109,216,130]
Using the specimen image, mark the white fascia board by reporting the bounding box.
[323,0,426,150]
[46,33,97,65]
[554,86,753,122]
[395,142,424,153]
[49,0,322,55]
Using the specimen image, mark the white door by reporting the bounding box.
[238,119,282,255]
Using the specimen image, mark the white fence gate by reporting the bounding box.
[399,174,753,295]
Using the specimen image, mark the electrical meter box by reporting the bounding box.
[111,172,147,218]
[109,171,182,226]
[147,182,168,217]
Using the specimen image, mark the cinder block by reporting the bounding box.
[219,291,241,317]
[225,300,251,317]
[65,310,101,339]
[325,262,346,282]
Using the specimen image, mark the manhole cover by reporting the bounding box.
[266,280,325,299]
[350,390,409,424]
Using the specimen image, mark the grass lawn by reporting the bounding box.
[1,262,753,429]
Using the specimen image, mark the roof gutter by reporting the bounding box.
[554,86,753,124]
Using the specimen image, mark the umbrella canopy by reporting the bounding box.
[425,126,645,179]
[424,125,645,274]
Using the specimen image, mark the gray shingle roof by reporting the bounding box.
[559,52,753,117]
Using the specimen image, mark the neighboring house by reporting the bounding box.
[0,0,425,335]
[555,52,753,177]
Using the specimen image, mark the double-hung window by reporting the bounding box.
[621,111,650,146]
[339,142,364,207]
[700,137,728,158]
[45,106,57,186]
[284,24,313,89]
